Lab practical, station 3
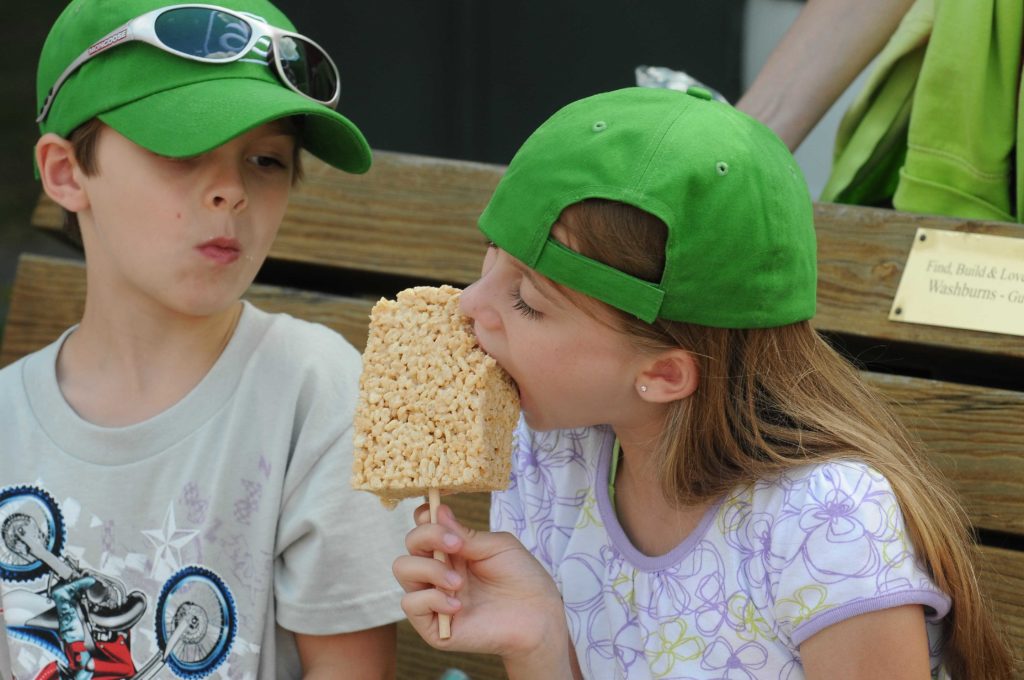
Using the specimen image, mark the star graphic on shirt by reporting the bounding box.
[142,505,199,581]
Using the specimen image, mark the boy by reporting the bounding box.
[0,0,411,677]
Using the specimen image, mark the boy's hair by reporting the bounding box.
[61,118,306,246]
[557,198,1015,680]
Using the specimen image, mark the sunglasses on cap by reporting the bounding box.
[37,3,340,123]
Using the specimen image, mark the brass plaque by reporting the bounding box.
[889,227,1024,336]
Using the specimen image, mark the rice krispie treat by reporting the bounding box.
[351,285,520,508]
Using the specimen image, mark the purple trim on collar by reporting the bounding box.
[595,431,723,572]
[790,589,952,647]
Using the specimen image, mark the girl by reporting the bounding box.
[392,87,1014,679]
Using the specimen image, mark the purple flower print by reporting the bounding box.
[513,429,589,537]
[560,551,608,622]
[517,427,588,499]
[774,464,895,583]
[693,568,731,638]
[726,593,774,643]
[489,490,527,539]
[637,564,694,619]
[875,548,919,594]
[581,605,646,676]
[774,584,831,631]
[699,637,769,680]
[723,504,779,609]
[648,619,706,677]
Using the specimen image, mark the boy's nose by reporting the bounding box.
[205,164,248,213]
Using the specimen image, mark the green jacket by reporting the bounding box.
[821,0,1024,222]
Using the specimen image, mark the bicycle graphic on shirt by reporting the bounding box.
[0,486,236,679]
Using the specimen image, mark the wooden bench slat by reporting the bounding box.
[977,545,1024,673]
[0,254,378,367]
[31,154,1024,365]
[31,151,500,286]
[814,203,1024,362]
[6,254,1024,541]
[866,372,1024,534]
[397,621,506,679]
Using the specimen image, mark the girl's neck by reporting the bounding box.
[612,430,711,557]
[56,298,243,427]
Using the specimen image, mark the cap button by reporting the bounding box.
[686,86,713,101]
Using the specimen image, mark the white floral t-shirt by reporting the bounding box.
[490,422,950,679]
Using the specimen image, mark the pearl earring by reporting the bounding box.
[639,385,648,393]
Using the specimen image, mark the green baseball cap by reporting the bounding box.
[478,87,817,327]
[36,0,370,173]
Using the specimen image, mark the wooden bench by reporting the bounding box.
[5,150,1024,677]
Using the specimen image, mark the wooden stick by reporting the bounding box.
[428,488,452,639]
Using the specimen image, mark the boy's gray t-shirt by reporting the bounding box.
[0,302,412,679]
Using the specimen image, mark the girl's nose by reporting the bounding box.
[460,278,502,332]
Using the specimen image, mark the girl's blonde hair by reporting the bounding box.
[558,199,1015,680]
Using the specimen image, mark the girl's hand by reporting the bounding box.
[392,502,573,673]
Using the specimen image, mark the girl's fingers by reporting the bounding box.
[404,520,464,558]
[393,554,463,594]
[401,587,463,619]
[412,501,432,526]
[401,588,463,644]
[412,500,459,527]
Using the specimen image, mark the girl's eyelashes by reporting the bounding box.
[509,287,542,319]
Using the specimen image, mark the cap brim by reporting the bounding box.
[98,77,371,173]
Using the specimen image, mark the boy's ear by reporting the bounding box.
[36,133,90,214]
[634,348,699,403]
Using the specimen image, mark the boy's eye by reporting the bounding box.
[250,154,288,170]
[509,287,542,320]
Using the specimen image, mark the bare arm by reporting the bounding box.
[800,605,932,679]
[736,0,915,150]
[295,624,397,680]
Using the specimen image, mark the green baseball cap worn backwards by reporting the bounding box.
[478,87,817,328]
[37,0,370,173]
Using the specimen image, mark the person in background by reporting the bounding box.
[738,0,1023,222]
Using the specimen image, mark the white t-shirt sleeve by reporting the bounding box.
[273,326,413,635]
[767,461,951,648]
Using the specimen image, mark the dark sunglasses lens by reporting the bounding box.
[277,36,338,104]
[155,8,252,59]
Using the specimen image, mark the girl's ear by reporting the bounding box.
[36,133,90,214]
[635,348,700,403]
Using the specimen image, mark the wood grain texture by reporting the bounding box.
[16,182,1024,671]
[865,372,1024,535]
[397,621,507,680]
[32,150,500,286]
[0,254,376,367]
[4,255,1024,540]
[31,154,1024,360]
[976,546,1024,673]
[814,202,1024,361]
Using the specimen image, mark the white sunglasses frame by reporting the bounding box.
[37,2,341,123]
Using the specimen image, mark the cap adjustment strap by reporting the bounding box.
[534,238,664,323]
